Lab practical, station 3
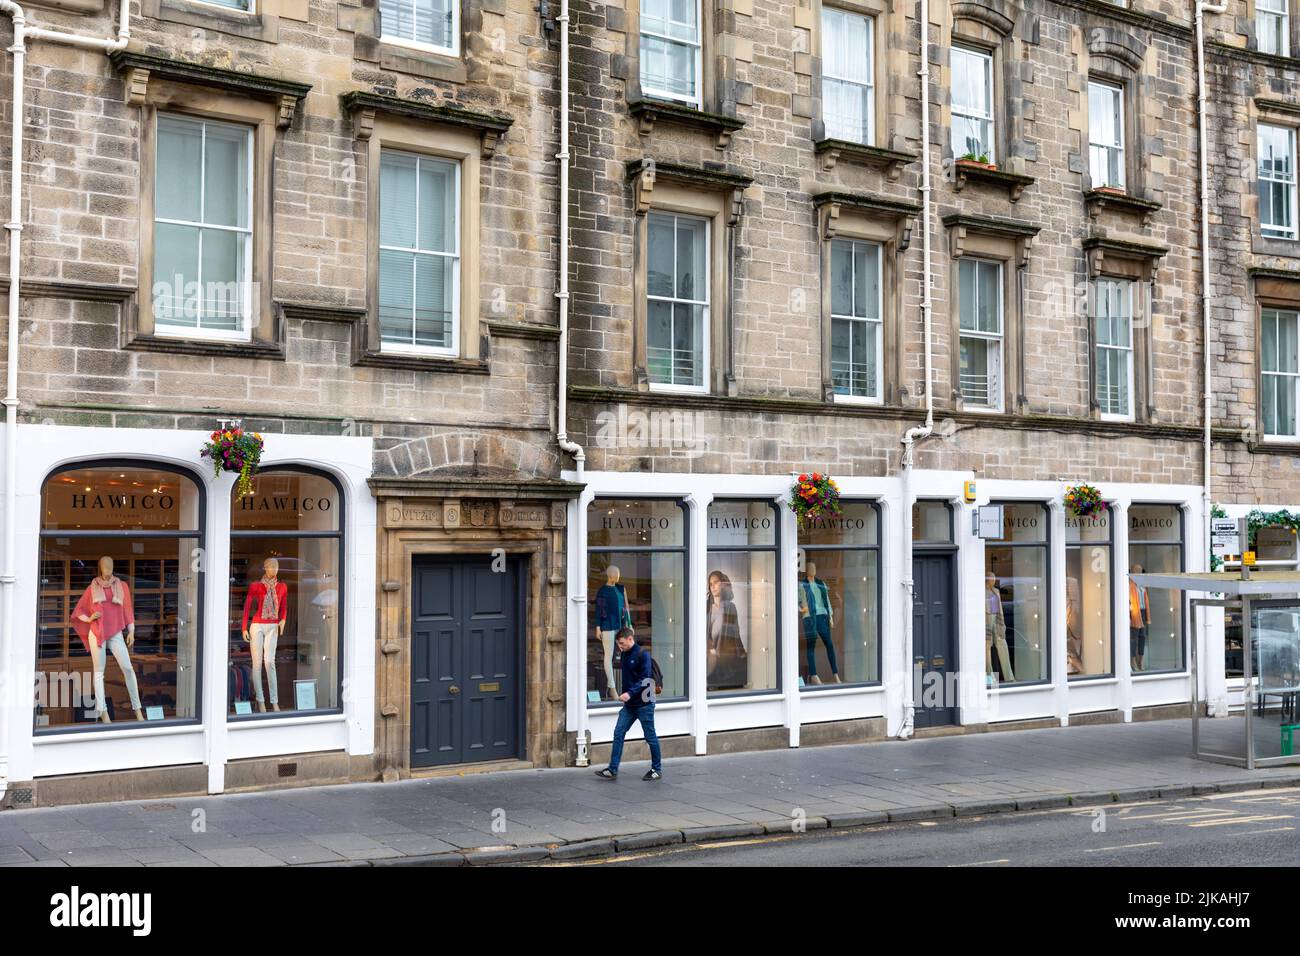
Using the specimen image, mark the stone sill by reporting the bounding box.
[814,139,918,179]
[1084,188,1162,225]
[628,98,745,149]
[950,160,1035,202]
[124,334,285,361]
[355,350,490,375]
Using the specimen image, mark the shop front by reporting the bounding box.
[564,470,1206,760]
[1,424,375,806]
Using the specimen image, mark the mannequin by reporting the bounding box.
[242,557,289,712]
[984,573,1015,684]
[593,565,631,699]
[71,556,143,723]
[799,562,840,684]
[1129,563,1150,672]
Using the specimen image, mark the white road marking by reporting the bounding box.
[1188,814,1294,827]
[1084,841,1162,853]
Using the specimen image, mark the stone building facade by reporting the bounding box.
[0,0,576,807]
[560,0,1238,762]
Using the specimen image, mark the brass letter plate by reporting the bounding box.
[479,681,501,692]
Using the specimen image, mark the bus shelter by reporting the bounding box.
[1132,570,1300,769]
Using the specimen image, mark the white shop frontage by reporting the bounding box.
[0,423,376,804]
[564,469,1210,758]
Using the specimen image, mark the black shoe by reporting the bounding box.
[642,770,662,781]
[595,768,617,779]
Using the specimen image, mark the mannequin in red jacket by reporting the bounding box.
[241,557,288,712]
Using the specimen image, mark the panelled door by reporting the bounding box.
[912,553,958,728]
[410,556,523,767]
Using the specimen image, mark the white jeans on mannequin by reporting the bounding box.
[90,630,141,716]
[599,629,618,697]
[249,622,280,705]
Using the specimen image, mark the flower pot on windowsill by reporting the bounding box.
[1093,185,1127,196]
[956,157,998,172]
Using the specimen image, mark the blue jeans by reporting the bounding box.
[803,614,838,676]
[608,702,661,774]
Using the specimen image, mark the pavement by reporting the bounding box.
[2,716,1298,867]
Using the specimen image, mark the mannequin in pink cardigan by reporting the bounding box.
[71,556,144,723]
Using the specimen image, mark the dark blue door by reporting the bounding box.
[411,557,522,767]
[912,554,958,728]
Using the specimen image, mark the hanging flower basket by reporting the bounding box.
[200,420,264,498]
[790,472,842,528]
[1063,483,1108,519]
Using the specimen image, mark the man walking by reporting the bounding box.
[595,627,663,781]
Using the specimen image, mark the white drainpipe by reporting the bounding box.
[897,0,936,740]
[0,0,130,802]
[1194,0,1225,715]
[552,0,589,765]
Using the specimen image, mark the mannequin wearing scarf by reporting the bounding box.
[241,557,289,712]
[71,555,143,723]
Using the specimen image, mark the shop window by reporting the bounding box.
[951,44,994,162]
[1259,123,1298,241]
[378,150,461,356]
[1259,0,1290,56]
[1127,504,1185,673]
[706,500,780,695]
[586,499,687,704]
[958,257,1003,410]
[1262,307,1300,440]
[229,468,344,717]
[1065,509,1113,679]
[798,501,881,687]
[153,114,254,341]
[1088,80,1125,191]
[830,238,883,401]
[822,6,874,145]
[35,464,204,731]
[1093,277,1135,420]
[379,0,458,56]
[983,502,1049,686]
[639,0,702,106]
[647,211,709,390]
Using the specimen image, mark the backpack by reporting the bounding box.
[650,656,664,696]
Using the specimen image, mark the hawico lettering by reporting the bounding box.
[238,495,332,512]
[602,516,670,530]
[49,886,151,936]
[71,493,174,511]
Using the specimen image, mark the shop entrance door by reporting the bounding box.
[912,554,958,728]
[410,556,524,768]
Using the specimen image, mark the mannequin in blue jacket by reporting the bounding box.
[594,565,631,699]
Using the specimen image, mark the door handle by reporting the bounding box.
[448,685,460,695]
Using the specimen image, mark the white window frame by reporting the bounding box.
[1259,0,1290,57]
[152,114,255,343]
[379,0,461,58]
[1260,123,1299,241]
[646,211,710,394]
[1094,278,1135,422]
[830,238,883,404]
[1088,80,1126,190]
[639,0,703,108]
[958,257,1003,412]
[190,0,253,13]
[377,148,463,358]
[951,44,995,163]
[821,6,874,145]
[1262,307,1300,441]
